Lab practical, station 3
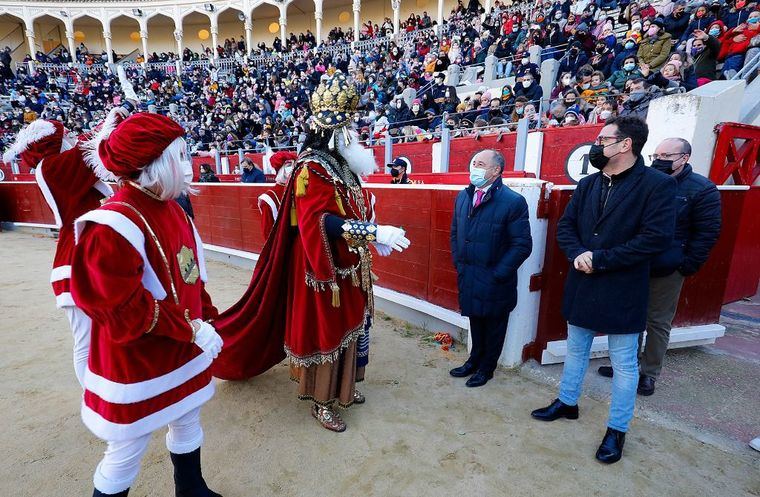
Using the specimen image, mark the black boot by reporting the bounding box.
[596,427,626,464]
[93,489,129,496]
[531,399,579,421]
[449,361,478,378]
[170,448,223,497]
[637,375,656,396]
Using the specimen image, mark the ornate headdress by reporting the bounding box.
[310,71,359,130]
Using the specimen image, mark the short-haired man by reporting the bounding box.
[388,156,422,184]
[531,116,677,464]
[598,138,721,395]
[450,149,532,387]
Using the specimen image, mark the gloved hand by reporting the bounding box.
[373,242,393,257]
[375,225,411,252]
[192,319,223,359]
[107,106,130,124]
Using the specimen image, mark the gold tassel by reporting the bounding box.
[295,166,309,197]
[290,204,298,226]
[331,282,341,308]
[334,188,346,216]
[351,269,360,287]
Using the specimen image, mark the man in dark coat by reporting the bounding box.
[241,158,267,183]
[598,138,721,395]
[531,116,677,464]
[450,150,533,387]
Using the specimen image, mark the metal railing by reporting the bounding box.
[732,50,760,82]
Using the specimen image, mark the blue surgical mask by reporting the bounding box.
[625,41,635,50]
[623,62,635,71]
[748,17,759,24]
[708,28,721,37]
[469,167,489,188]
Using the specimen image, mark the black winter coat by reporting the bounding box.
[650,164,721,277]
[451,177,533,317]
[557,158,677,334]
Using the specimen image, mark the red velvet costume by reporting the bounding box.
[212,150,375,384]
[71,184,218,441]
[257,184,285,239]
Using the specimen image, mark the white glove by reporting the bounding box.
[373,242,393,257]
[375,225,411,252]
[107,106,130,123]
[192,319,223,359]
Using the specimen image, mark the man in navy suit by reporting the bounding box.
[531,116,677,464]
[449,150,533,388]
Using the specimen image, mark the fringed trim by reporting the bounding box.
[79,111,121,182]
[284,317,367,368]
[297,394,355,409]
[305,272,335,292]
[2,119,57,163]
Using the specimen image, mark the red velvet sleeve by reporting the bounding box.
[259,206,274,240]
[294,162,346,285]
[72,223,195,345]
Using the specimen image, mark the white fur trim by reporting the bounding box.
[81,379,214,442]
[56,292,76,308]
[93,180,114,199]
[369,192,377,224]
[74,209,167,300]
[34,159,63,228]
[83,353,212,404]
[2,120,56,164]
[189,219,208,283]
[258,193,279,222]
[80,112,121,182]
[50,265,72,283]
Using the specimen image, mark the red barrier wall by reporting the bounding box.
[723,187,760,302]
[524,186,749,362]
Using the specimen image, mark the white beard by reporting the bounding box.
[337,129,376,177]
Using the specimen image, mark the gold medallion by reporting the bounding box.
[177,245,200,285]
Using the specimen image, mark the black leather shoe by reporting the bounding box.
[638,375,656,396]
[531,399,579,421]
[596,427,626,464]
[465,371,493,387]
[597,366,613,378]
[93,489,129,496]
[450,362,477,378]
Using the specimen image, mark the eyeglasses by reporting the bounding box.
[593,135,623,145]
[649,152,685,161]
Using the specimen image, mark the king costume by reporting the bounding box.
[213,72,410,432]
[70,112,223,497]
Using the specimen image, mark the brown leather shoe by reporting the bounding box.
[353,389,366,404]
[311,404,347,432]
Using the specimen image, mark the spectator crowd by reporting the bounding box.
[1,0,758,163]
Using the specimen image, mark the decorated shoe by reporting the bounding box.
[311,404,347,432]
[353,389,366,404]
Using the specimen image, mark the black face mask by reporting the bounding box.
[588,139,624,170]
[390,168,401,177]
[651,158,675,175]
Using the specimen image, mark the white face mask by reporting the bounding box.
[522,79,532,87]
[600,110,612,119]
[182,159,194,184]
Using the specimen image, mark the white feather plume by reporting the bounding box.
[79,110,121,182]
[2,120,57,164]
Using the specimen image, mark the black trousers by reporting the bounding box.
[467,313,511,375]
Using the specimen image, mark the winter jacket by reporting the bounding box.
[650,164,721,277]
[607,67,644,90]
[637,32,673,70]
[451,177,533,317]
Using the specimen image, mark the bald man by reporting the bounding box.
[597,137,721,395]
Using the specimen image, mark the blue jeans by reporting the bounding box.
[558,324,640,432]
[497,60,513,78]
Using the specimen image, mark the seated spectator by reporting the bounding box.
[590,40,616,76]
[685,29,721,85]
[522,102,541,129]
[500,84,516,114]
[552,72,575,98]
[514,73,543,105]
[620,77,662,118]
[198,163,220,182]
[640,60,686,89]
[664,1,690,41]
[718,12,760,78]
[720,0,752,30]
[559,42,590,76]
[637,18,673,70]
[587,97,619,123]
[562,108,584,126]
[240,158,267,183]
[581,70,612,98]
[679,4,716,44]
[608,55,644,90]
[510,96,529,122]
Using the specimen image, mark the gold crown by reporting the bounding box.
[310,71,359,130]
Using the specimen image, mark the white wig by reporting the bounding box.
[136,137,195,201]
[336,128,376,178]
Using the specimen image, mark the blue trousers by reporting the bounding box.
[558,324,640,432]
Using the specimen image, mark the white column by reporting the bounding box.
[437,0,444,36]
[280,14,287,44]
[484,0,492,14]
[174,29,183,61]
[210,14,219,59]
[353,0,361,43]
[103,30,113,64]
[65,28,76,62]
[244,20,252,56]
[391,0,401,35]
[314,0,323,44]
[140,29,149,62]
[24,26,35,58]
